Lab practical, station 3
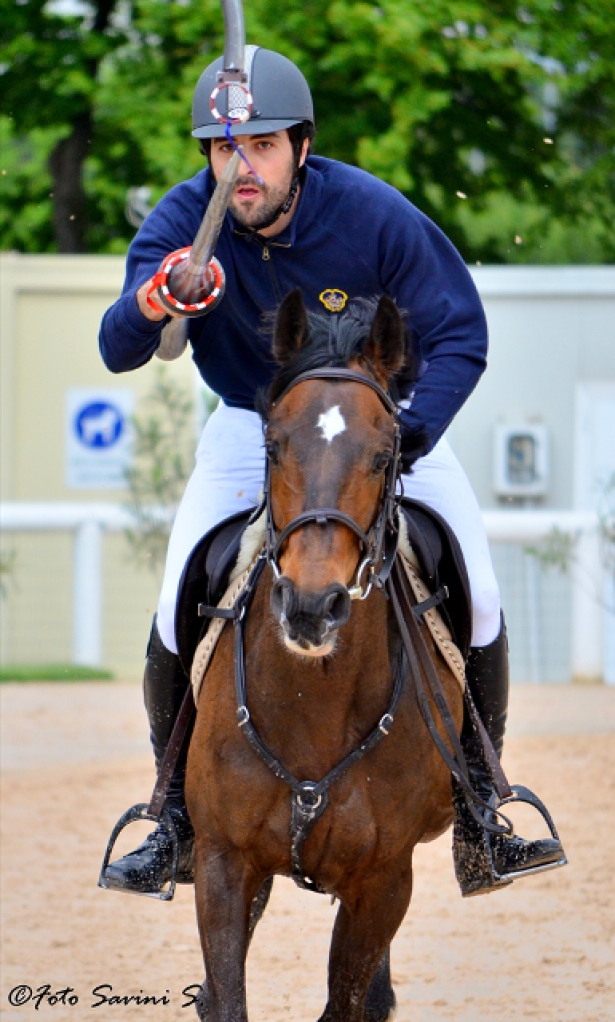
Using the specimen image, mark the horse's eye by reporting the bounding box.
[266,440,280,466]
[373,451,392,474]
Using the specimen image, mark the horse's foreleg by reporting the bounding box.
[248,875,273,945]
[319,869,412,1022]
[194,849,261,1022]
[364,946,395,1022]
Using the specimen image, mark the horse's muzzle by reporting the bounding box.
[270,577,351,656]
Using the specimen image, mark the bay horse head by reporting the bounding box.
[263,288,407,657]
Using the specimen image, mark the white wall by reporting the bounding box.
[2,258,614,680]
[449,267,615,510]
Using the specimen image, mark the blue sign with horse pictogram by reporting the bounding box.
[74,401,124,449]
[66,389,134,489]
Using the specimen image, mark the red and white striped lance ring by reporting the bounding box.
[209,81,253,125]
[149,247,224,313]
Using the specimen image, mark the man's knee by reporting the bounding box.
[471,582,501,649]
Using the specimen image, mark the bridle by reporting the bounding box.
[264,366,403,601]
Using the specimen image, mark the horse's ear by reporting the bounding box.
[363,296,406,382]
[273,288,310,364]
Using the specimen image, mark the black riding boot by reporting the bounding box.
[103,618,195,894]
[453,616,566,897]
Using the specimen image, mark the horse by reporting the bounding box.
[185,289,464,1022]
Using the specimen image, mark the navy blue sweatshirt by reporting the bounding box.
[100,156,487,453]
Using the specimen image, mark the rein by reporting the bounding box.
[386,559,513,825]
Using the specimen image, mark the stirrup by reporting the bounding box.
[453,783,567,898]
[493,784,568,882]
[98,803,179,902]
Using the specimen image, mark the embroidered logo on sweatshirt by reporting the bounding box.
[319,289,348,312]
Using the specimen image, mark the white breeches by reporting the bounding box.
[156,403,501,654]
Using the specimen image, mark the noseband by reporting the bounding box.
[265,367,402,600]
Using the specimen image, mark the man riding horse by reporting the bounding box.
[99,46,564,897]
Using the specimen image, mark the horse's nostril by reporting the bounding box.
[323,584,351,630]
[270,577,295,624]
[272,578,351,647]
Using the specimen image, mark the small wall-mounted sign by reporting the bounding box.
[66,388,134,489]
[493,423,549,498]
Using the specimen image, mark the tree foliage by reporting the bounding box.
[1,0,613,260]
[0,546,17,601]
[525,474,615,617]
[123,366,195,575]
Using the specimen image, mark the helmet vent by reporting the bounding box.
[227,44,259,121]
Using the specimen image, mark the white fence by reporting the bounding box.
[1,503,130,666]
[1,502,611,682]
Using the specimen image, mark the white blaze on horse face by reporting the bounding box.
[317,405,346,443]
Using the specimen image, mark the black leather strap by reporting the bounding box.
[148,685,196,818]
[147,555,267,820]
[412,585,449,618]
[271,507,371,564]
[272,367,398,415]
[233,570,408,889]
[198,604,238,619]
[387,560,513,835]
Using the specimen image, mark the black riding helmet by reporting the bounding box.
[192,46,314,140]
[192,46,315,232]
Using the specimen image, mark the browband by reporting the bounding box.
[272,367,398,416]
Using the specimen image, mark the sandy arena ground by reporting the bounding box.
[2,681,614,1022]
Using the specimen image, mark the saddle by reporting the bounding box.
[175,498,472,677]
[398,498,472,661]
[175,507,259,677]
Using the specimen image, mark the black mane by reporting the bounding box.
[258,297,415,421]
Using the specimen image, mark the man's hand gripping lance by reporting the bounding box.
[149,149,241,359]
[151,0,251,360]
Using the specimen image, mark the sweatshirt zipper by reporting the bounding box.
[232,228,291,304]
[255,237,290,303]
[259,239,290,259]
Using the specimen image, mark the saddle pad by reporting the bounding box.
[176,505,266,677]
[191,557,259,701]
[399,497,472,662]
[398,548,465,691]
[190,547,465,704]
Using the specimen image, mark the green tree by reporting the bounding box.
[101,0,564,257]
[1,0,613,260]
[0,547,17,600]
[1,0,124,250]
[123,366,195,576]
[532,0,615,255]
[526,474,615,616]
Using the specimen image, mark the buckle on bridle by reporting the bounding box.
[379,713,395,735]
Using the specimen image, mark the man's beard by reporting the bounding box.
[228,165,295,231]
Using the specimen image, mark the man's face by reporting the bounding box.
[210,131,298,231]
